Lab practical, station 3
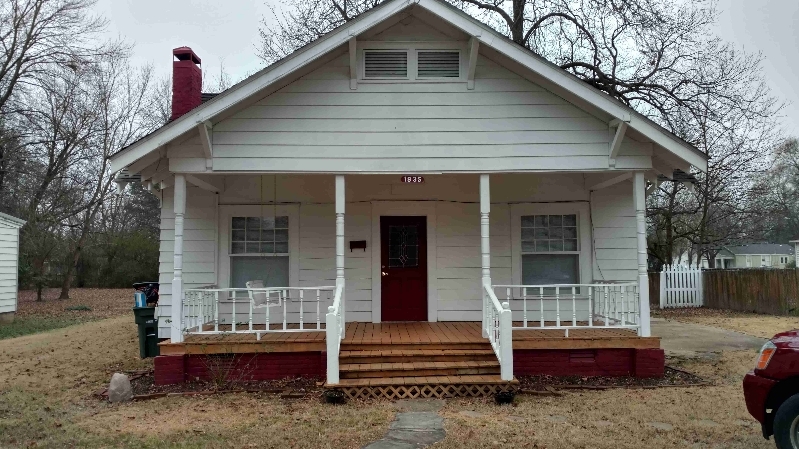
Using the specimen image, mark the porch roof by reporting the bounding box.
[110,0,707,177]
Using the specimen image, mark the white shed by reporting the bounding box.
[0,212,25,323]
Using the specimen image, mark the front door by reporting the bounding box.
[380,216,427,321]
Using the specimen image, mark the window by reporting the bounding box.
[417,51,460,78]
[229,216,289,288]
[364,50,408,79]
[761,256,768,267]
[781,256,789,264]
[520,214,579,285]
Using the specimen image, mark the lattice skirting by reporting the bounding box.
[335,383,519,400]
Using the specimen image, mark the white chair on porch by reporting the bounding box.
[246,280,283,337]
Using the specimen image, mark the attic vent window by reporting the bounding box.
[364,51,408,78]
[417,51,460,78]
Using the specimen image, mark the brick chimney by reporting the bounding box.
[171,47,202,121]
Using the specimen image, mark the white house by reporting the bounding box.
[109,0,707,397]
[714,244,795,269]
[0,212,26,324]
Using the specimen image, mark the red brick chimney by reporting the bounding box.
[171,47,202,121]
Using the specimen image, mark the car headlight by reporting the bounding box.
[755,340,777,370]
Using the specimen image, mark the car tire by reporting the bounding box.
[774,393,799,449]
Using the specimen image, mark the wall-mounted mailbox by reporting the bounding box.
[350,240,367,252]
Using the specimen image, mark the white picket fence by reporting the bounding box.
[659,264,704,308]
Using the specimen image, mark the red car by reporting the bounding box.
[744,330,799,448]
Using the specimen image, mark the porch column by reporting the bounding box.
[171,174,186,343]
[335,175,345,318]
[480,174,490,337]
[633,172,651,337]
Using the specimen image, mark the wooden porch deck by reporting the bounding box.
[161,321,659,355]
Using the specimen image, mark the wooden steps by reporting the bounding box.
[341,360,500,378]
[327,337,516,399]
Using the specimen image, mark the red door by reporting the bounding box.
[381,216,427,321]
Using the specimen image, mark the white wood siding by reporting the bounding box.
[158,186,217,337]
[590,181,637,282]
[167,51,652,173]
[0,224,21,314]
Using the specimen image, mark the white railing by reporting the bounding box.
[182,286,335,340]
[325,281,345,385]
[660,264,703,308]
[493,283,640,336]
[483,281,513,381]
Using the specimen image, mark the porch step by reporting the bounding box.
[340,348,496,364]
[340,360,500,379]
[341,343,490,352]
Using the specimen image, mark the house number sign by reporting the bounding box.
[401,176,425,183]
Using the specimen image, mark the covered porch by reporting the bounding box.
[158,171,655,388]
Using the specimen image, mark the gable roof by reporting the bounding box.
[0,212,26,229]
[720,244,795,256]
[110,0,708,174]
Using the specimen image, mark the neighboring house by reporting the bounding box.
[109,0,707,397]
[714,244,795,269]
[0,213,26,324]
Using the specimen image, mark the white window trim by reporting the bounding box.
[358,41,467,83]
[510,203,592,286]
[218,204,300,294]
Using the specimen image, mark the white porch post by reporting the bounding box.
[480,174,491,338]
[335,175,345,318]
[633,172,651,337]
[171,174,186,343]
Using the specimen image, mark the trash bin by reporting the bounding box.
[133,306,160,358]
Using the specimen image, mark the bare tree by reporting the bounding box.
[57,58,159,299]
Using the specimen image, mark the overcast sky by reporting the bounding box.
[94,0,797,135]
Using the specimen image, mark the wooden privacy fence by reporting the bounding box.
[704,269,799,315]
[659,264,704,308]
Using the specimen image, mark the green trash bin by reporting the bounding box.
[133,307,160,358]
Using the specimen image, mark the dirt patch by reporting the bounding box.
[519,367,707,391]
[16,288,132,320]
[125,373,322,397]
[653,307,798,339]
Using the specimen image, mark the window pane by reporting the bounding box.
[534,216,548,227]
[230,256,289,288]
[231,242,245,254]
[549,215,562,226]
[275,216,289,228]
[521,216,535,227]
[522,242,535,252]
[549,240,563,251]
[246,217,261,230]
[550,227,564,239]
[246,242,260,253]
[534,228,548,239]
[274,242,289,254]
[535,240,549,252]
[260,229,275,243]
[563,215,576,226]
[274,229,289,242]
[521,214,578,253]
[232,217,246,229]
[246,228,260,241]
[522,254,579,285]
[564,227,577,239]
[521,228,535,241]
[564,239,578,251]
[260,242,275,254]
[232,229,245,242]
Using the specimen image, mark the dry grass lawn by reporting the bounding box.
[0,306,782,448]
[655,307,799,338]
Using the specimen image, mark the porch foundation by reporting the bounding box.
[513,348,665,378]
[154,352,325,385]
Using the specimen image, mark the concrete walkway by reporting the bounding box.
[652,317,766,357]
[363,399,446,449]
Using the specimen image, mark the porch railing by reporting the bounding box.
[325,281,345,384]
[482,281,514,381]
[492,283,640,336]
[182,286,335,339]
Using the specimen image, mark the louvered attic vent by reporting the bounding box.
[364,51,408,78]
[417,51,460,78]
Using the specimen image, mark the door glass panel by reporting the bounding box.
[388,225,419,268]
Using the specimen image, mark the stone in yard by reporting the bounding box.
[548,415,568,423]
[108,373,132,403]
[649,422,673,431]
[389,412,444,431]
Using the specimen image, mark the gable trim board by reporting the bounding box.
[109,0,706,175]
